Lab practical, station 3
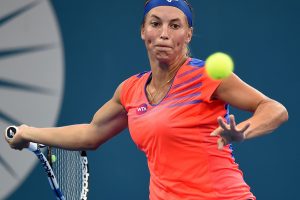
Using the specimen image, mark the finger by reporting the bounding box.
[239,122,251,133]
[217,117,228,130]
[217,137,229,150]
[217,137,225,150]
[229,115,236,131]
[210,127,223,136]
[11,145,23,151]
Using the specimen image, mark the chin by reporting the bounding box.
[155,52,173,62]
[156,56,172,64]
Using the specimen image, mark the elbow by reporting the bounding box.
[269,100,289,125]
[80,127,102,150]
[89,141,101,150]
[81,142,99,151]
[84,139,101,150]
[273,102,289,126]
[280,106,289,124]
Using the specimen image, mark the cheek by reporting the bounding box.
[175,34,188,48]
[143,31,154,44]
[144,30,160,46]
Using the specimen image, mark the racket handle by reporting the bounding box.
[5,126,18,140]
[5,126,38,151]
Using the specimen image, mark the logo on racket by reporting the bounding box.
[80,156,89,200]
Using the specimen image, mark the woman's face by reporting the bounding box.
[141,6,193,63]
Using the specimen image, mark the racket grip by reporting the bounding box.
[5,126,38,151]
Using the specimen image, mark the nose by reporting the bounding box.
[160,25,169,40]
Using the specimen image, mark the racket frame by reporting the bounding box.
[6,126,66,200]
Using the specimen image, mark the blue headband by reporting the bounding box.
[144,0,193,27]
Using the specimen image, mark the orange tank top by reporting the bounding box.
[120,58,255,200]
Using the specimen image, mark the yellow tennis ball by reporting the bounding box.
[51,154,57,163]
[205,52,234,80]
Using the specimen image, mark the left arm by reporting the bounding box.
[211,73,288,148]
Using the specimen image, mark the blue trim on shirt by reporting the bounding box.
[188,58,205,67]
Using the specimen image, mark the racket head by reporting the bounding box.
[49,148,90,200]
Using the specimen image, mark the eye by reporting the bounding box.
[150,21,160,27]
[170,23,181,29]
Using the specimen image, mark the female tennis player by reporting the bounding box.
[5,0,288,199]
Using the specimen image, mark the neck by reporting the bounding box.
[149,55,188,88]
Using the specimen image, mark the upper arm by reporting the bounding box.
[89,82,128,146]
[213,73,271,112]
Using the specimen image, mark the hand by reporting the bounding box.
[210,115,250,150]
[4,124,30,150]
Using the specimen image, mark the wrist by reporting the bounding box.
[20,125,34,142]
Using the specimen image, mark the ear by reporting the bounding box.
[141,26,145,41]
[185,27,193,44]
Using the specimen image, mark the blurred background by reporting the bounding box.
[1,0,299,199]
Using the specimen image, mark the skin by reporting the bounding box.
[6,84,127,150]
[141,6,192,98]
[211,74,288,149]
[4,6,288,151]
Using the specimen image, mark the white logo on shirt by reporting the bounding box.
[136,104,148,115]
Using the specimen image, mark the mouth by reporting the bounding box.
[155,45,172,50]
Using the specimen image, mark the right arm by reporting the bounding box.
[5,83,128,150]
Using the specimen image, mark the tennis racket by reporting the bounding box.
[5,126,90,200]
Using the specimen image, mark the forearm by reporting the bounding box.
[22,124,98,150]
[13,85,128,151]
[239,100,288,139]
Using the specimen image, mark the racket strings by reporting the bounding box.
[52,149,82,200]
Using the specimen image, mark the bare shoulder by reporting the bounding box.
[111,81,125,105]
[213,73,271,112]
[91,81,128,129]
[87,82,128,146]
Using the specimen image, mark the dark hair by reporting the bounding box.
[142,0,193,27]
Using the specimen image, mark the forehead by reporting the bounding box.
[146,6,186,21]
